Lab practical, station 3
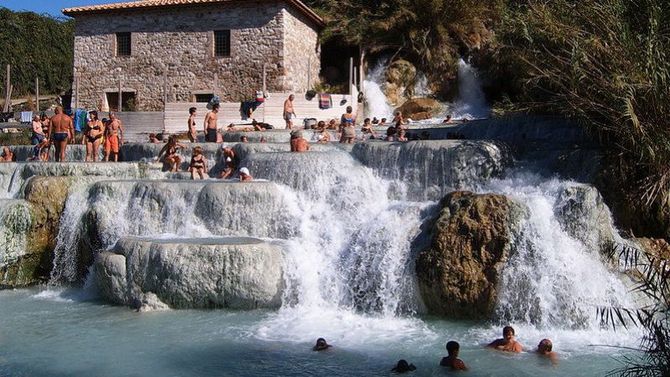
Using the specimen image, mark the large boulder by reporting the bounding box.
[96,237,285,310]
[384,59,417,106]
[0,177,72,287]
[395,98,443,121]
[416,191,526,319]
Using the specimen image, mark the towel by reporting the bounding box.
[319,94,332,110]
[20,111,33,123]
[74,109,88,132]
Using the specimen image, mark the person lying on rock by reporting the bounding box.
[487,326,523,353]
[312,338,332,351]
[440,341,467,370]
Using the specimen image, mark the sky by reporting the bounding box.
[1,0,114,18]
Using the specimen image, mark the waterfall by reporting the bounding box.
[451,58,490,120]
[482,176,639,330]
[363,60,394,120]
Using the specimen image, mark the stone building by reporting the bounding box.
[63,0,324,111]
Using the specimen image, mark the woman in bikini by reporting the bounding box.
[158,136,185,172]
[340,106,356,144]
[83,111,105,161]
[189,146,208,180]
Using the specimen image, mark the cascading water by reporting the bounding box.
[451,58,490,120]
[481,175,641,331]
[363,60,395,120]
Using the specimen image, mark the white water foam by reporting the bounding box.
[451,58,490,120]
[363,60,395,120]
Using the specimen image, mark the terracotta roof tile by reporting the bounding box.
[62,0,324,27]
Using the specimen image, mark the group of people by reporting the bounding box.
[312,326,558,374]
[156,136,253,182]
[25,107,124,162]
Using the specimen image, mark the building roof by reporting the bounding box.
[62,0,325,28]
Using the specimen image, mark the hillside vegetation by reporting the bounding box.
[0,8,74,97]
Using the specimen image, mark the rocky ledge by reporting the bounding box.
[95,237,284,311]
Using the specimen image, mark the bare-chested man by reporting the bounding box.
[50,106,74,162]
[187,107,197,142]
[283,94,295,129]
[104,112,124,162]
[487,326,523,353]
[204,104,219,142]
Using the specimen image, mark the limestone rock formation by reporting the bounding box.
[95,237,284,310]
[384,59,417,106]
[554,184,617,255]
[395,98,443,121]
[0,177,72,287]
[416,191,525,319]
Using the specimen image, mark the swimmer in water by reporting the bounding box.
[487,326,523,353]
[440,341,467,370]
[536,338,558,364]
[312,338,332,351]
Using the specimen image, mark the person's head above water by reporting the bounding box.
[313,338,331,351]
[537,339,552,353]
[503,326,515,340]
[446,341,460,356]
[391,359,416,373]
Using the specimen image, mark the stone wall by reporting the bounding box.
[282,8,321,93]
[72,1,321,111]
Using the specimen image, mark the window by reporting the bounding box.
[195,93,214,103]
[116,32,131,56]
[214,30,231,57]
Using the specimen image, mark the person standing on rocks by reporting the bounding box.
[487,326,523,353]
[104,112,124,162]
[187,107,197,142]
[283,94,296,129]
[340,106,356,144]
[204,104,219,142]
[50,106,74,162]
[83,111,105,162]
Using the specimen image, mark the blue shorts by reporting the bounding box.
[53,132,68,142]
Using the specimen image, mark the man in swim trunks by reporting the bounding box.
[204,104,219,142]
[487,326,523,353]
[49,106,74,162]
[188,107,197,142]
[104,112,124,162]
[283,94,295,129]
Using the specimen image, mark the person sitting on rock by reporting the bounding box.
[290,130,310,152]
[312,338,332,351]
[326,118,338,130]
[536,339,558,364]
[149,133,161,143]
[239,167,253,182]
[361,118,376,139]
[391,359,416,373]
[396,128,408,142]
[189,146,208,180]
[386,125,397,141]
[0,146,15,162]
[487,326,523,353]
[440,341,467,370]
[219,147,237,179]
[240,135,249,143]
[157,136,185,172]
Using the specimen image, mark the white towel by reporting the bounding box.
[21,111,33,123]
